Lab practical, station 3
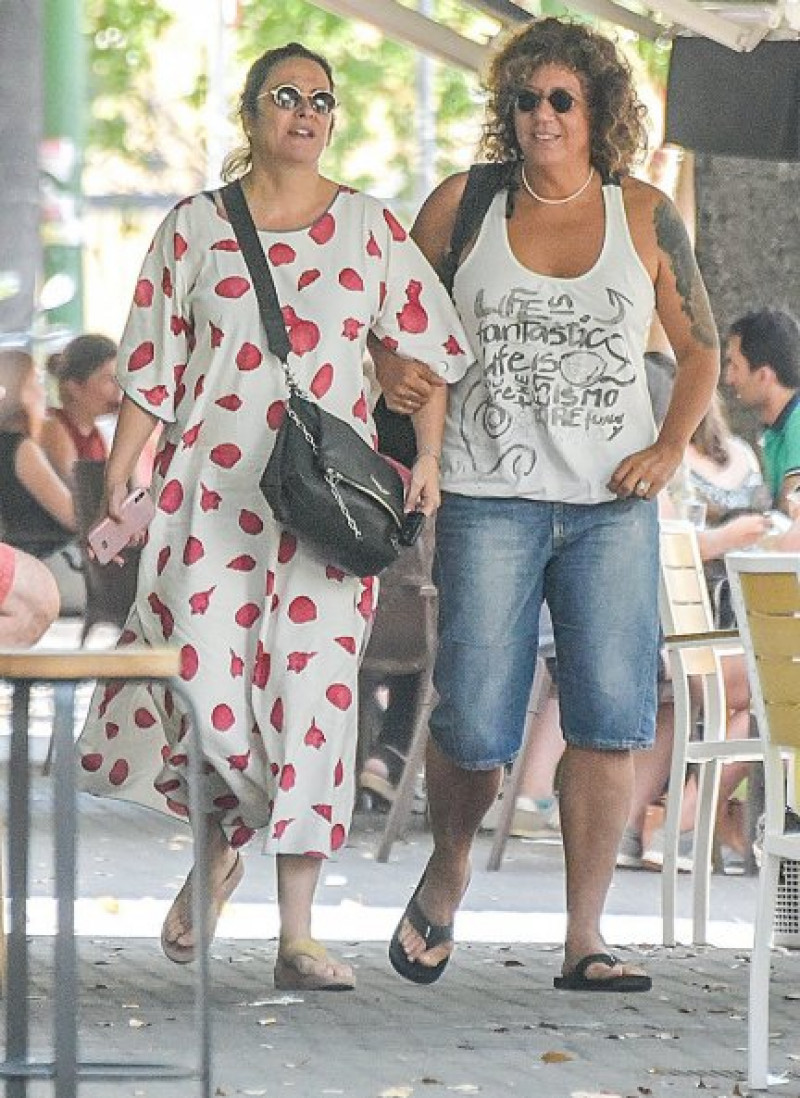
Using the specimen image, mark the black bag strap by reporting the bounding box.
[219,179,292,365]
[438,161,515,295]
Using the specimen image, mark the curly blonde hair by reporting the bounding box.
[480,17,648,179]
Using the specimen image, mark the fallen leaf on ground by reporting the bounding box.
[541,1050,575,1063]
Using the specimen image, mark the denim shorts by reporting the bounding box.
[429,493,660,769]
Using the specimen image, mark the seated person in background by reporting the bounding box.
[724,307,800,534]
[359,672,421,807]
[618,353,767,870]
[0,349,84,616]
[358,515,436,807]
[0,541,60,646]
[481,673,563,840]
[41,333,120,482]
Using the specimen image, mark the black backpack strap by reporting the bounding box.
[438,161,515,296]
[219,179,292,364]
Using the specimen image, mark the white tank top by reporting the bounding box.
[442,183,657,504]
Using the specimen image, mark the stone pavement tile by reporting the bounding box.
[15,937,800,1098]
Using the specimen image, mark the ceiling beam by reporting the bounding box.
[644,0,776,48]
[561,0,665,38]
[311,0,491,70]
[464,0,530,24]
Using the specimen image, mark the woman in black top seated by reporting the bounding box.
[0,349,84,614]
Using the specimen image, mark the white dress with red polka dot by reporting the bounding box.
[76,187,470,857]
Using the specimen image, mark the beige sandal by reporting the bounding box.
[161,851,244,964]
[274,938,356,991]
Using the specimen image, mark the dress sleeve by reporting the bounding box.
[116,199,197,424]
[369,202,473,384]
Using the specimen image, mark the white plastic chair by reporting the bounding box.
[659,520,762,945]
[726,550,800,1090]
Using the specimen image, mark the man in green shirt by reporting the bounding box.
[725,308,800,513]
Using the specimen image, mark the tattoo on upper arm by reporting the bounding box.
[654,201,718,349]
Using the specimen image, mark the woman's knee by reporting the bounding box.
[10,551,61,643]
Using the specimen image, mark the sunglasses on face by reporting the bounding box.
[515,87,578,114]
[259,83,337,116]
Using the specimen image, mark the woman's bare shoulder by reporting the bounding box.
[412,171,471,265]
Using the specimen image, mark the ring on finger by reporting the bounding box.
[636,480,651,495]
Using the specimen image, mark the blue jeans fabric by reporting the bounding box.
[429,493,660,769]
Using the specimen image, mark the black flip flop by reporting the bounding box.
[553,951,652,992]
[389,889,453,985]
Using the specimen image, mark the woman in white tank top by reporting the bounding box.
[372,17,721,993]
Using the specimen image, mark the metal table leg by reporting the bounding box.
[0,650,211,1096]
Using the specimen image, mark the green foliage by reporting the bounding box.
[82,0,667,198]
[85,0,173,161]
[234,0,485,208]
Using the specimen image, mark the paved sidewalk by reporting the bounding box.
[3,737,800,1097]
[20,935,800,1098]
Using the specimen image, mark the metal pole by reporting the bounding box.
[415,0,437,212]
[42,0,85,334]
[0,0,43,345]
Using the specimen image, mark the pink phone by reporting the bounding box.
[87,488,156,565]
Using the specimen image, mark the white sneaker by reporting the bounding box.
[480,794,560,839]
[509,796,561,839]
[642,827,694,873]
[616,828,645,870]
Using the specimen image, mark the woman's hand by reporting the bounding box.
[720,513,771,550]
[607,439,684,501]
[375,355,445,415]
[698,513,771,561]
[405,453,441,516]
[87,479,147,566]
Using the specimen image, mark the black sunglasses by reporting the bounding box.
[515,88,577,115]
[259,83,337,116]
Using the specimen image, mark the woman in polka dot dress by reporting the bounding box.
[77,42,470,990]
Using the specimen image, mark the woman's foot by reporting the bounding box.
[358,744,407,807]
[274,939,355,991]
[161,846,244,964]
[556,949,651,992]
[391,854,471,975]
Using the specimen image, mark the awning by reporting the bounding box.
[312,0,800,72]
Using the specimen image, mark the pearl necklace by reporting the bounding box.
[521,164,594,206]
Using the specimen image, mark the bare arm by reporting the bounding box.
[609,188,720,498]
[371,173,467,412]
[103,395,160,520]
[405,383,447,515]
[40,414,78,483]
[776,471,800,517]
[15,438,76,531]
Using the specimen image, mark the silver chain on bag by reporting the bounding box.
[281,366,364,540]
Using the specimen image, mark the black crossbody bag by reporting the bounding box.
[220,179,411,578]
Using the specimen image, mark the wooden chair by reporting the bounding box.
[72,459,140,642]
[659,520,763,945]
[37,460,141,777]
[362,523,438,863]
[726,551,800,1090]
[0,647,212,1096]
